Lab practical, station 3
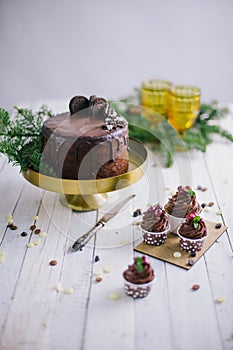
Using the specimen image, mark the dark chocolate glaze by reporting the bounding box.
[41,112,129,179]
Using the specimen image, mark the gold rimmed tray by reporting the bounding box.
[22,139,148,211]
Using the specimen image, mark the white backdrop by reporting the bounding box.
[0,0,233,109]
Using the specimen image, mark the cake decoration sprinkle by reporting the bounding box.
[208,202,215,207]
[94,255,100,262]
[204,207,210,213]
[30,225,36,230]
[94,270,103,277]
[133,209,142,217]
[96,277,103,283]
[32,215,39,221]
[188,259,195,266]
[0,251,6,263]
[6,214,13,224]
[215,223,222,229]
[27,242,35,248]
[33,239,41,246]
[21,231,28,237]
[173,252,182,258]
[49,260,58,266]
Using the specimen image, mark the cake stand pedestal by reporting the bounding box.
[22,139,147,211]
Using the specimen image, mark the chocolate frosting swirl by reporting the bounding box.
[141,205,168,232]
[123,257,154,284]
[164,186,201,218]
[179,217,207,239]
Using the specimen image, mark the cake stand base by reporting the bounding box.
[59,193,108,211]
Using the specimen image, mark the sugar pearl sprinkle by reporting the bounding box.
[0,250,6,263]
[32,216,39,221]
[216,297,225,303]
[109,292,120,300]
[39,231,47,237]
[173,252,182,258]
[64,287,74,295]
[55,283,62,292]
[27,242,35,248]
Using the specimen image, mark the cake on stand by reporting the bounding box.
[22,139,147,211]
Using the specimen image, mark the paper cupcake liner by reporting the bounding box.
[123,278,155,299]
[177,230,207,253]
[142,225,170,246]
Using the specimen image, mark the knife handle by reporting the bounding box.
[72,221,105,251]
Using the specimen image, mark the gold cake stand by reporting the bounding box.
[22,139,148,211]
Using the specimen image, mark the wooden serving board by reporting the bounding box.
[134,220,227,269]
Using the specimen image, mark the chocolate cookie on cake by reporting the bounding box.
[41,95,129,180]
[123,256,155,298]
[141,204,170,245]
[164,185,201,233]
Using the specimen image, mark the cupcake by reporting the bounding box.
[177,214,207,253]
[123,256,155,298]
[141,204,170,245]
[164,185,201,233]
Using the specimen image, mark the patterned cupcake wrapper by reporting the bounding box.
[123,278,155,299]
[177,230,207,253]
[142,226,170,246]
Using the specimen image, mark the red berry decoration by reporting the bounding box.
[188,213,196,220]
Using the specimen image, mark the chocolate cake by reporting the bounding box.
[41,95,129,180]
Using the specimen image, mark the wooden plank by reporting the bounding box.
[1,191,72,350]
[47,210,97,350]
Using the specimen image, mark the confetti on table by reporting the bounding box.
[94,270,103,277]
[27,242,35,248]
[204,207,211,213]
[32,215,39,221]
[0,251,6,263]
[109,292,120,300]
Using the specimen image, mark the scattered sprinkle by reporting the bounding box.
[55,283,62,292]
[32,216,39,221]
[204,207,210,213]
[173,252,182,258]
[96,277,103,283]
[208,202,215,207]
[94,255,100,262]
[215,223,222,229]
[120,240,129,246]
[216,296,224,303]
[216,210,223,215]
[27,242,35,248]
[192,284,200,291]
[132,220,141,226]
[109,292,120,300]
[133,209,142,217]
[64,287,74,294]
[191,251,196,257]
[103,266,112,273]
[94,270,103,277]
[188,259,195,266]
[49,260,58,266]
[197,185,202,190]
[34,229,41,235]
[0,250,5,257]
[201,203,207,209]
[30,225,36,230]
[39,231,47,237]
[33,239,41,246]
[6,214,13,222]
[21,231,28,237]
[202,187,208,192]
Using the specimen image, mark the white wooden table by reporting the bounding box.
[0,102,233,350]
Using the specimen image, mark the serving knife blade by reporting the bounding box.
[72,194,135,251]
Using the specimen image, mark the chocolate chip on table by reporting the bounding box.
[21,232,28,237]
[215,223,222,229]
[188,259,195,266]
[69,95,89,114]
[9,225,18,230]
[197,185,202,190]
[208,201,215,207]
[202,187,208,192]
[30,225,36,230]
[49,260,58,266]
[95,277,102,283]
[133,209,142,217]
[192,284,200,291]
[201,203,207,209]
[34,229,41,235]
[94,255,100,262]
[191,251,196,257]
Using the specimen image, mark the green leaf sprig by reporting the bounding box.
[192,215,201,229]
[135,257,144,273]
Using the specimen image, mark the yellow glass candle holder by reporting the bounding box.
[167,85,201,133]
[141,80,172,117]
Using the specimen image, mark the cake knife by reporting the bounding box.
[72,194,135,251]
